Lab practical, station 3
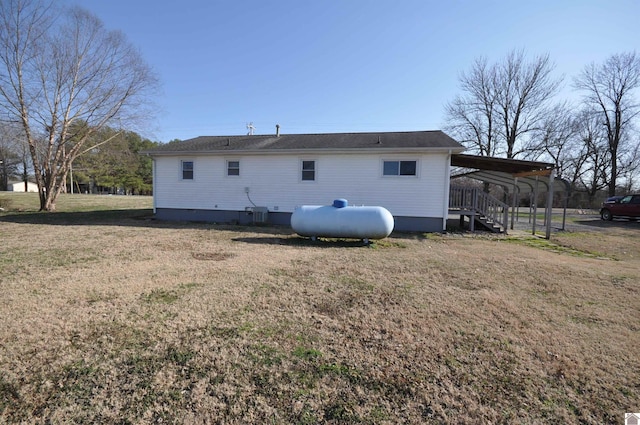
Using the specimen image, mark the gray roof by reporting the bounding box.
[144,130,464,155]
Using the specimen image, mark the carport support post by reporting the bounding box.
[532,177,538,235]
[545,167,555,240]
[562,192,568,231]
[510,178,518,230]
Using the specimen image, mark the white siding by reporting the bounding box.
[153,152,450,218]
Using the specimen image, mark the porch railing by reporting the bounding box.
[449,186,509,232]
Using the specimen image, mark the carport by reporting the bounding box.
[450,154,571,239]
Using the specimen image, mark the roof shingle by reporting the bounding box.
[145,130,464,154]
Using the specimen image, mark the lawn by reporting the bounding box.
[0,193,638,423]
[0,192,153,213]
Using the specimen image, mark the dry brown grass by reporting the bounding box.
[0,194,639,423]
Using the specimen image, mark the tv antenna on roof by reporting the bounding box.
[246,122,256,135]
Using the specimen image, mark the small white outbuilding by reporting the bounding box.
[7,181,38,192]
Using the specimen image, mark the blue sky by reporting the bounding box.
[67,1,639,142]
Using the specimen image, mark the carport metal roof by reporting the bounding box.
[452,170,570,193]
[449,154,570,238]
[451,153,553,175]
[451,154,570,193]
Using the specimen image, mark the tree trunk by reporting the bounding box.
[39,172,58,212]
[38,190,47,211]
[609,153,617,197]
[43,196,56,212]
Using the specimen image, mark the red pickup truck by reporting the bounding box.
[600,194,640,220]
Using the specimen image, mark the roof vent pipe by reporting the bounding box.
[276,124,280,137]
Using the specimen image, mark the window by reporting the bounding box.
[227,160,240,176]
[302,160,315,181]
[182,161,193,180]
[383,160,416,176]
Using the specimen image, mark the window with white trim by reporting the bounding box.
[301,160,315,181]
[182,160,194,180]
[383,160,416,176]
[227,160,240,176]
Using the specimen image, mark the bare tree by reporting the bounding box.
[524,102,578,175]
[573,108,611,204]
[498,50,562,158]
[445,49,562,159]
[574,52,640,196]
[620,142,639,192]
[0,0,157,211]
[444,57,499,157]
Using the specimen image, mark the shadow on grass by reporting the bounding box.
[0,209,299,235]
[0,209,441,245]
[0,209,157,226]
[232,236,372,248]
[571,217,640,230]
[0,209,391,248]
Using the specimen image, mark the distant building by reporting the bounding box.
[7,181,38,192]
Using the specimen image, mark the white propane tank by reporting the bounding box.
[291,199,394,240]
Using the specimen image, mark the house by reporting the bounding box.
[144,130,465,232]
[7,181,38,192]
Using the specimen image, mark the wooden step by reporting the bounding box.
[475,216,504,233]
